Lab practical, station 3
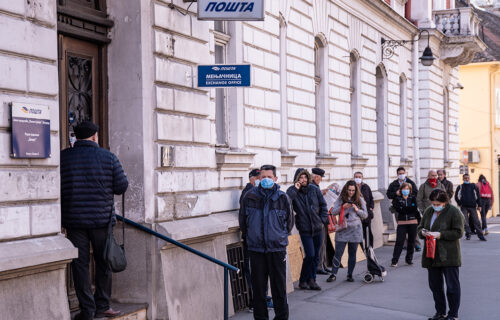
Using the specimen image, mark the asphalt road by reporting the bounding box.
[231,220,500,320]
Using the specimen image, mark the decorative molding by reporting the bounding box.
[439,36,486,67]
[279,0,294,25]
[444,160,454,169]
[316,155,337,168]
[348,17,362,54]
[312,0,331,38]
[351,156,369,169]
[215,149,255,170]
[400,157,413,167]
[57,5,113,44]
[281,153,297,168]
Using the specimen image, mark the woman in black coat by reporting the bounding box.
[391,183,419,267]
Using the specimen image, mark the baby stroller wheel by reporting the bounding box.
[363,273,374,283]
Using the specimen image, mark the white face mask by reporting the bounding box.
[354,178,362,185]
[398,174,406,181]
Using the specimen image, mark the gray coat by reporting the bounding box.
[417,180,445,213]
[331,197,368,243]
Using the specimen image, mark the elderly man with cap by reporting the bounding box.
[61,121,128,320]
[310,167,333,275]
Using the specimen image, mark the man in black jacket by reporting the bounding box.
[61,121,128,320]
[287,168,328,291]
[240,165,294,320]
[387,167,418,200]
[455,174,486,241]
[438,169,454,200]
[354,172,374,249]
[240,168,261,205]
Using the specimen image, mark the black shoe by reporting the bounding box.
[479,237,487,241]
[465,235,471,240]
[307,279,322,290]
[324,267,332,273]
[406,260,413,265]
[415,245,422,252]
[299,281,308,289]
[346,275,354,282]
[428,314,446,320]
[326,274,336,282]
[316,269,329,275]
[445,317,458,320]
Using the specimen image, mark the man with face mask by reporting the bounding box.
[417,170,445,214]
[240,169,261,205]
[354,172,374,249]
[387,167,418,200]
[287,168,329,291]
[455,174,486,241]
[239,165,294,320]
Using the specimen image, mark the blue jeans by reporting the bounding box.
[331,241,358,277]
[299,233,323,283]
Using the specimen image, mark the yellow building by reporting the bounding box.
[458,6,500,217]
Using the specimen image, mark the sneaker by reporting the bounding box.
[479,237,487,241]
[346,275,354,282]
[326,274,336,282]
[307,279,322,290]
[247,306,253,313]
[428,314,446,320]
[484,229,489,235]
[415,245,422,252]
[445,317,458,320]
[391,263,397,267]
[299,281,308,289]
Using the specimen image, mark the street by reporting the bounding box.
[231,219,500,320]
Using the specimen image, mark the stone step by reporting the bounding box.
[382,228,397,245]
[71,303,147,320]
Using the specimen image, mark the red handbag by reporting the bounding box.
[426,235,436,259]
[328,206,347,233]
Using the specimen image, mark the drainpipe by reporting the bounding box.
[412,34,421,185]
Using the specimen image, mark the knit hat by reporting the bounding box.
[74,121,99,140]
[312,167,325,177]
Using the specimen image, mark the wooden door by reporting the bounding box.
[59,36,108,149]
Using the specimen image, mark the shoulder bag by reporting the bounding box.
[104,193,127,273]
[328,206,348,233]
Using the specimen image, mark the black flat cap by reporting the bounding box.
[312,168,325,177]
[249,168,261,178]
[74,121,99,140]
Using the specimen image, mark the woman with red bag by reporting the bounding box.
[326,180,367,283]
[417,189,464,320]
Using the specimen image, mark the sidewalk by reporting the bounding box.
[232,219,500,320]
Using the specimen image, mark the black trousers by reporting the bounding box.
[392,224,417,264]
[428,266,461,318]
[480,198,491,230]
[362,221,373,249]
[331,241,358,276]
[249,251,288,320]
[460,206,484,238]
[67,228,112,319]
[299,233,322,283]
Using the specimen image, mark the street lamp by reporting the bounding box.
[381,30,434,66]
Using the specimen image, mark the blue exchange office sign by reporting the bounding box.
[10,103,51,159]
[198,0,264,21]
[198,64,251,88]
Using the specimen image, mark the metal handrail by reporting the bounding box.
[116,214,240,320]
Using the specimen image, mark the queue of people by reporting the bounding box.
[238,164,494,320]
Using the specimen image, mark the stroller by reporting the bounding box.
[362,229,387,283]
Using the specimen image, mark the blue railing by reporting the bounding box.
[116,215,240,320]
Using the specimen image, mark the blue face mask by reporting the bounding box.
[401,189,410,197]
[260,177,275,189]
[254,179,260,187]
[432,205,444,212]
[464,181,470,184]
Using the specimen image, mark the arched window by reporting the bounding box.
[350,51,362,157]
[314,35,329,156]
[399,75,408,160]
[376,65,388,190]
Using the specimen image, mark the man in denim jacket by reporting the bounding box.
[239,164,294,320]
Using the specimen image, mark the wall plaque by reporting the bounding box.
[10,103,51,159]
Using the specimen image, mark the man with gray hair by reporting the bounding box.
[417,170,445,213]
[438,169,454,200]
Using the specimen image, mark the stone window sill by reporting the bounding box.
[215,149,255,170]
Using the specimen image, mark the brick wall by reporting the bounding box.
[0,0,60,241]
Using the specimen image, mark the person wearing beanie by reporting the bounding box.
[61,121,128,320]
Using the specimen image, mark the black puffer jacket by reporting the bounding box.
[61,140,128,229]
[455,183,480,207]
[387,177,418,199]
[286,168,328,236]
[392,195,419,222]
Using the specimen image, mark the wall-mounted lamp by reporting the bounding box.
[450,82,465,90]
[381,30,435,66]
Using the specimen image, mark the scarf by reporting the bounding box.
[428,178,437,188]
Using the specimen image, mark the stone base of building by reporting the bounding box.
[0,235,77,320]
